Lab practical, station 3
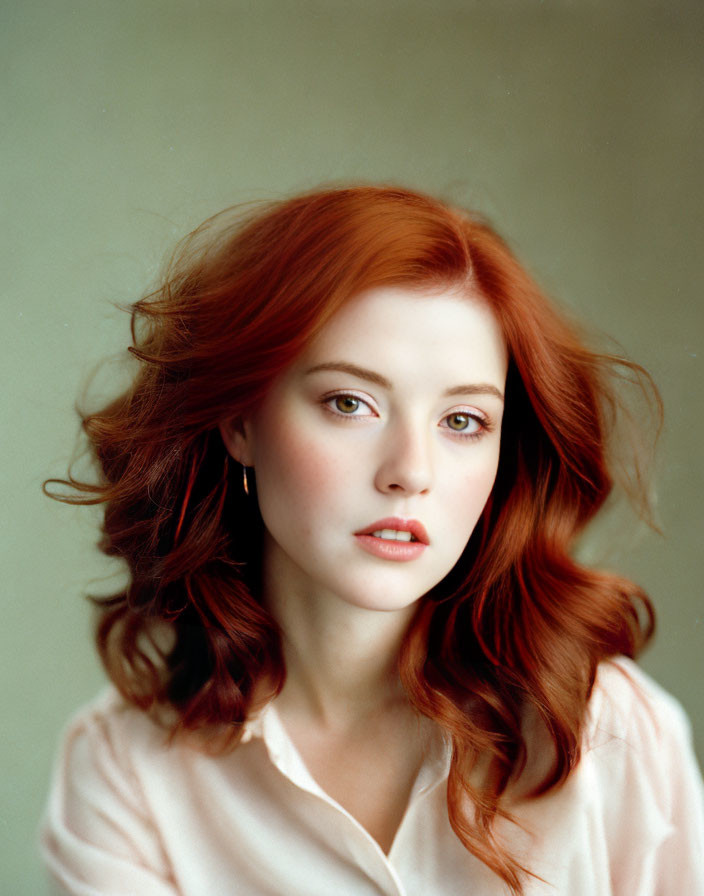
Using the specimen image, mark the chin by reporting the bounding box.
[336,583,425,615]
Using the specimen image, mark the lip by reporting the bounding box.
[353,517,430,561]
[354,535,427,562]
[354,517,430,545]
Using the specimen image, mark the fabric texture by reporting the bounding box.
[39,657,704,895]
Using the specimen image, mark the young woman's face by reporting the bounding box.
[221,285,507,615]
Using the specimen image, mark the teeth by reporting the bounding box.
[372,529,415,542]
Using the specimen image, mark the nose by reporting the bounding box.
[374,417,433,497]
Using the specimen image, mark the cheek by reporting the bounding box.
[450,456,500,533]
[254,415,344,532]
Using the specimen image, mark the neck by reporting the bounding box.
[262,546,417,729]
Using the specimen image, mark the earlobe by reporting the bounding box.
[218,417,254,466]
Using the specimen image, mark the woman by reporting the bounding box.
[41,185,704,895]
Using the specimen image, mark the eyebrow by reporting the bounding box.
[304,361,505,402]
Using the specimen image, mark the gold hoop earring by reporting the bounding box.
[242,464,249,496]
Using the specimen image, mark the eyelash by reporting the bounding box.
[320,391,492,441]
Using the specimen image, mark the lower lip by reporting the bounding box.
[354,534,427,561]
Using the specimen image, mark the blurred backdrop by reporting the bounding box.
[3,1,702,892]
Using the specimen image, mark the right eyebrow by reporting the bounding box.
[303,362,392,389]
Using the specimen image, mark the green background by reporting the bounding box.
[3,1,702,892]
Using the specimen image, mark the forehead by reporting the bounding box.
[294,284,508,387]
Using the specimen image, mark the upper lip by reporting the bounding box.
[354,517,430,545]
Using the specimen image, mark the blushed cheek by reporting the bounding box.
[255,418,342,535]
[455,463,499,533]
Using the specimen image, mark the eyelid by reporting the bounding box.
[321,389,378,417]
[439,406,494,436]
[443,404,491,424]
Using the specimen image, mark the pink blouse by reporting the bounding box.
[40,657,704,895]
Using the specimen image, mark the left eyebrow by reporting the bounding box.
[443,384,504,402]
[304,361,504,403]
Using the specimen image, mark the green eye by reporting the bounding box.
[447,413,470,431]
[335,396,360,414]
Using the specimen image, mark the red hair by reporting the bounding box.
[44,184,658,893]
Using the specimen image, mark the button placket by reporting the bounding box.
[258,703,410,895]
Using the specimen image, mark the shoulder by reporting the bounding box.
[587,656,694,758]
[45,684,205,844]
[510,659,704,892]
[584,657,703,827]
[41,688,183,889]
[574,657,704,891]
[45,685,177,839]
[58,686,172,773]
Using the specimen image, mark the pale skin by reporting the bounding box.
[220,284,508,853]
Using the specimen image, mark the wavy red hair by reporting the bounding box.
[44,184,658,893]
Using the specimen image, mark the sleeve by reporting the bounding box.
[647,695,704,894]
[39,695,180,896]
[597,660,704,896]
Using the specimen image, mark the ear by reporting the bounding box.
[218,416,255,467]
